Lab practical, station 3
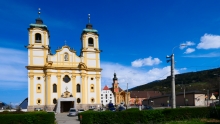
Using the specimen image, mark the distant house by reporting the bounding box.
[19,98,28,109]
[101,86,115,106]
[0,102,7,109]
[130,91,162,106]
[143,91,206,107]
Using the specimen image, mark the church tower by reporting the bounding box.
[80,14,100,69]
[112,73,119,93]
[26,9,50,111]
[27,13,50,66]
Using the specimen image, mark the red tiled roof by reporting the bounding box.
[103,85,110,90]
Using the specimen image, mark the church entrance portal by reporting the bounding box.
[56,97,76,113]
[61,101,74,113]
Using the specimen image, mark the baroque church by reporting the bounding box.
[110,73,130,106]
[26,13,102,112]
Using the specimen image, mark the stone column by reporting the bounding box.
[28,75,34,106]
[96,76,100,104]
[47,74,51,105]
[81,75,86,104]
[72,75,76,97]
[57,75,61,98]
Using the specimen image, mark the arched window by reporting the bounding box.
[35,33,41,43]
[91,98,95,103]
[53,98,57,104]
[37,84,41,93]
[64,53,69,61]
[90,84,94,92]
[37,98,41,104]
[77,98,81,103]
[77,84,80,92]
[88,37,94,47]
[53,84,57,93]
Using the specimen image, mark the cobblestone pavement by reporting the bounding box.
[55,113,80,124]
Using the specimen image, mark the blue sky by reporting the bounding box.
[1,0,220,105]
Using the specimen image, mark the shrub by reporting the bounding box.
[0,111,55,124]
[80,107,220,124]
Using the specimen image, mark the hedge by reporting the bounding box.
[79,107,220,124]
[0,111,55,124]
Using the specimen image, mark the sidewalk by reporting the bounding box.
[55,113,80,124]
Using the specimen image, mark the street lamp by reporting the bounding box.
[166,44,186,109]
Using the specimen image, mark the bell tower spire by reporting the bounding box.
[80,14,100,69]
[112,73,119,93]
[27,8,50,66]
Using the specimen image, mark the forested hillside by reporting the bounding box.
[130,68,220,95]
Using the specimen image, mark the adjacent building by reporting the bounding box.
[143,91,206,107]
[129,91,161,106]
[109,73,130,106]
[26,14,102,112]
[101,85,115,106]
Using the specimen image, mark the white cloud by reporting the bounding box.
[197,34,220,49]
[131,56,162,67]
[180,68,187,71]
[183,52,220,58]
[101,62,180,90]
[184,48,195,54]
[0,47,27,89]
[180,41,195,49]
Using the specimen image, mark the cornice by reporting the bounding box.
[26,66,102,71]
[26,44,49,50]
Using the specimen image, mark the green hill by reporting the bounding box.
[130,68,220,95]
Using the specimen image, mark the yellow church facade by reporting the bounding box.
[26,15,102,112]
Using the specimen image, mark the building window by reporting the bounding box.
[77,84,80,92]
[63,75,71,83]
[105,94,107,99]
[37,84,41,93]
[110,100,112,103]
[91,78,94,80]
[110,97,112,99]
[53,84,57,93]
[37,77,41,80]
[90,84,94,92]
[37,98,41,104]
[106,100,107,103]
[101,94,103,96]
[64,53,69,61]
[88,37,94,47]
[91,98,95,103]
[35,33,41,43]
[77,98,81,103]
[110,94,112,96]
[53,98,57,104]
[101,97,103,99]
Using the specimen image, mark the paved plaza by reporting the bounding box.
[55,113,80,124]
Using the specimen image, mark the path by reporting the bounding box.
[55,113,80,124]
